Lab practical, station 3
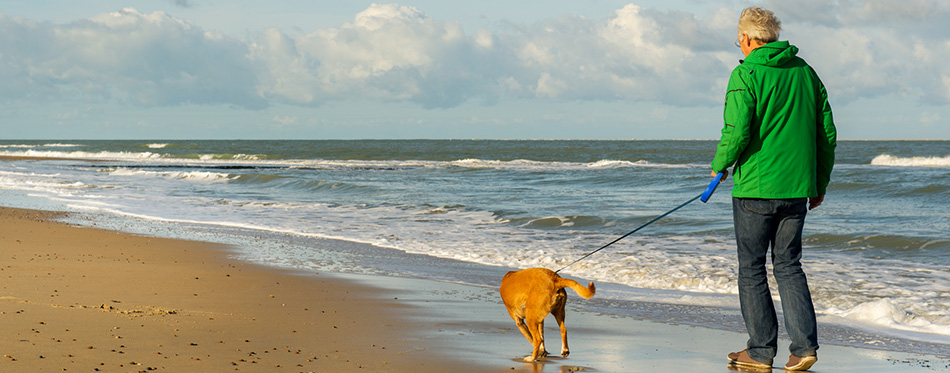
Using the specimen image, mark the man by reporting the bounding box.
[711,6,836,372]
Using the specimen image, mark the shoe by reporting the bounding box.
[727,350,772,370]
[785,354,817,371]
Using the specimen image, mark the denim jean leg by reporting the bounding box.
[771,198,819,357]
[733,198,778,364]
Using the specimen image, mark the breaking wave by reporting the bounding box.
[871,154,950,167]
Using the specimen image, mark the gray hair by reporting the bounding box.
[738,7,781,43]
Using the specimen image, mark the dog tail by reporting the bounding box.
[556,277,596,299]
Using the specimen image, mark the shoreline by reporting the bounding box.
[0,207,477,371]
[2,206,949,372]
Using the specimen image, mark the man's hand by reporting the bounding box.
[808,195,824,210]
[711,170,729,180]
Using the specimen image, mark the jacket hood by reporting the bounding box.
[743,41,798,67]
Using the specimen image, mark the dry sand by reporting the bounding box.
[2,206,947,372]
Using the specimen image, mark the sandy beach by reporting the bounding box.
[2,206,948,372]
[1,207,465,372]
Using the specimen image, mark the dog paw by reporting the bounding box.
[540,350,550,358]
[523,356,538,362]
[561,349,570,357]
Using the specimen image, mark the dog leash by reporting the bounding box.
[554,172,725,274]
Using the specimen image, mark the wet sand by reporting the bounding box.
[2,207,947,372]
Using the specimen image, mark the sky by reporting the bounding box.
[1,0,949,140]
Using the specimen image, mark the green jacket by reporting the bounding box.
[711,41,837,199]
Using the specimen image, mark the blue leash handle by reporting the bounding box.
[554,171,727,273]
[701,171,725,203]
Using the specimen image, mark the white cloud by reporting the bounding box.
[790,12,950,104]
[749,0,950,105]
[474,29,493,49]
[170,0,194,8]
[272,115,297,125]
[767,0,948,27]
[651,106,670,120]
[535,72,566,97]
[3,2,950,113]
[251,3,485,108]
[0,8,264,108]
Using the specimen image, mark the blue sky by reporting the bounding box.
[1,0,949,139]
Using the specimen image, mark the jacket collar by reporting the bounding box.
[740,41,797,66]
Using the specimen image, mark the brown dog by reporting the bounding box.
[499,267,595,362]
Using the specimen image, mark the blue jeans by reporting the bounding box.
[733,197,819,364]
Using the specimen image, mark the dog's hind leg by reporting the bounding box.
[537,319,549,358]
[553,299,569,357]
[513,317,533,345]
[524,317,544,361]
[512,316,539,362]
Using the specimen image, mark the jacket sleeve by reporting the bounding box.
[815,81,837,195]
[711,68,755,173]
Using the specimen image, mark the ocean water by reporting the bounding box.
[1,140,948,354]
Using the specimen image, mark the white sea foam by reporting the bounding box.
[0,170,61,178]
[197,153,263,161]
[1,149,700,172]
[0,172,90,194]
[871,154,950,167]
[450,158,566,169]
[0,150,164,160]
[109,168,235,182]
[450,158,697,171]
[0,149,275,163]
[0,144,84,149]
[824,299,950,339]
[587,159,692,168]
[4,185,87,209]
